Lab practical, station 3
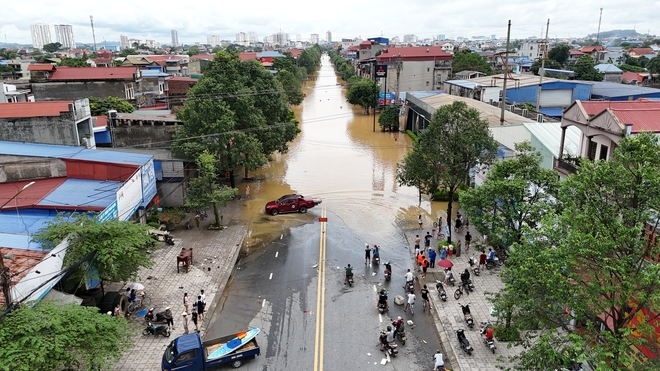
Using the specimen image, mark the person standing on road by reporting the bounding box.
[414,235,421,254]
[465,231,472,251]
[191,308,199,332]
[364,243,371,265]
[421,257,430,279]
[433,350,445,370]
[428,249,436,268]
[424,232,432,254]
[183,293,189,313]
[439,247,447,260]
[182,312,189,334]
[404,269,414,286]
[418,214,423,229]
[421,284,431,309]
[164,307,174,329]
[197,296,205,322]
[245,185,250,199]
[417,252,424,272]
[195,213,201,229]
[479,251,488,270]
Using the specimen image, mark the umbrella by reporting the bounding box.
[129,282,145,291]
[437,259,454,269]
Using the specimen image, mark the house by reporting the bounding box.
[137,68,169,107]
[594,64,623,83]
[239,52,258,61]
[0,82,33,102]
[580,45,605,57]
[167,76,198,109]
[121,55,159,68]
[29,65,141,102]
[144,55,190,76]
[621,71,651,84]
[555,100,660,177]
[437,42,454,53]
[0,141,157,307]
[567,49,585,64]
[517,40,544,59]
[627,48,657,59]
[188,55,213,76]
[0,99,94,147]
[590,81,660,100]
[357,40,384,61]
[375,45,453,92]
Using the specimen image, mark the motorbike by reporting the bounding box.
[145,308,169,323]
[456,329,473,355]
[378,302,388,314]
[143,322,171,337]
[384,263,392,281]
[380,333,398,357]
[404,280,414,293]
[444,268,455,286]
[164,234,175,245]
[460,303,475,328]
[346,273,354,287]
[454,281,471,299]
[393,322,407,345]
[468,256,480,276]
[373,255,380,265]
[485,257,501,270]
[480,322,497,354]
[435,280,447,301]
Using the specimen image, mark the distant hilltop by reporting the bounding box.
[587,29,647,39]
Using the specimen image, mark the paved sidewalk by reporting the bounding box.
[403,217,523,371]
[111,203,248,371]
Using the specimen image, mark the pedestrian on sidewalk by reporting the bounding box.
[447,244,453,258]
[428,249,436,268]
[421,257,429,279]
[200,289,206,304]
[417,252,424,272]
[439,247,447,261]
[414,235,421,253]
[183,293,190,313]
[479,251,487,270]
[182,312,189,334]
[455,240,462,257]
[192,308,199,332]
[164,307,174,329]
[245,185,250,199]
[465,231,472,251]
[195,213,201,229]
[424,232,432,254]
[364,243,371,265]
[418,215,423,229]
[197,296,205,322]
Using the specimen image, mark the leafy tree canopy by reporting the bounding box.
[0,301,134,371]
[530,59,563,75]
[187,45,199,56]
[298,46,322,75]
[573,55,603,81]
[548,44,570,65]
[42,42,62,53]
[88,96,134,116]
[58,57,89,67]
[346,78,379,114]
[32,213,157,285]
[0,48,19,59]
[619,64,646,72]
[277,69,304,106]
[272,56,295,72]
[119,48,136,57]
[378,105,400,131]
[451,50,494,75]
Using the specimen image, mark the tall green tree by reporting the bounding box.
[460,141,559,249]
[277,69,304,105]
[43,42,62,53]
[187,45,199,56]
[185,151,238,227]
[548,44,570,65]
[451,50,494,75]
[492,133,660,371]
[273,56,296,72]
[574,55,604,81]
[119,48,136,57]
[0,301,134,371]
[530,59,563,75]
[397,101,498,243]
[647,56,660,82]
[378,105,399,131]
[346,78,379,114]
[58,57,89,67]
[174,51,299,188]
[0,48,19,59]
[32,213,156,293]
[88,96,134,116]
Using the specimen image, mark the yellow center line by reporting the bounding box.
[314,205,327,371]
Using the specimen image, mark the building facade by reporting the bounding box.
[310,34,319,44]
[54,25,75,49]
[375,46,453,92]
[30,24,52,49]
[326,31,332,43]
[518,39,544,59]
[207,35,221,47]
[120,35,129,50]
[171,30,179,47]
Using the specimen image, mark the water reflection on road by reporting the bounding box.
[237,54,453,250]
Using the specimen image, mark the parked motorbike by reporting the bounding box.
[460,303,475,328]
[164,234,175,245]
[384,262,392,281]
[456,329,473,355]
[373,255,380,265]
[393,322,407,345]
[485,257,501,270]
[145,308,169,324]
[143,322,171,337]
[454,281,471,299]
[480,322,497,354]
[468,256,480,276]
[435,280,447,301]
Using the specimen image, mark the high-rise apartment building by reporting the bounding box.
[171,30,179,47]
[120,35,130,50]
[437,34,446,41]
[326,31,332,43]
[403,34,418,44]
[310,34,319,44]
[54,25,75,49]
[248,32,258,44]
[30,24,52,49]
[236,32,248,46]
[207,35,222,47]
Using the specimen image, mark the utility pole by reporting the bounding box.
[596,8,603,45]
[372,62,376,132]
[536,19,550,112]
[395,54,403,104]
[90,15,97,53]
[500,20,511,125]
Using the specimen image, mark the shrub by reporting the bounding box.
[493,325,521,342]
[406,130,418,141]
[438,240,456,249]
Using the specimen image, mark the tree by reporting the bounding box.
[396,101,498,243]
[88,96,134,116]
[0,301,133,371]
[451,50,494,75]
[638,55,650,68]
[0,65,17,77]
[530,59,563,75]
[647,56,660,82]
[277,69,303,105]
[272,56,295,72]
[185,151,238,227]
[573,55,603,81]
[548,44,570,65]
[32,213,157,293]
[378,105,399,131]
[346,78,379,114]
[119,48,136,57]
[298,46,321,75]
[0,48,19,59]
[174,51,299,188]
[187,45,199,56]
[619,64,647,72]
[459,141,559,249]
[492,133,660,371]
[58,57,89,67]
[42,42,62,53]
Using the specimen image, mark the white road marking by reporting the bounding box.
[379,313,383,323]
[269,273,273,280]
[373,285,377,292]
[262,298,266,308]
[280,234,283,239]
[275,251,279,258]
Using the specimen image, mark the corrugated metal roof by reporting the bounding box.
[27,63,55,71]
[444,79,487,90]
[0,101,73,119]
[419,93,534,126]
[523,122,582,158]
[580,100,660,115]
[0,141,153,166]
[0,178,67,211]
[377,46,452,62]
[0,210,60,249]
[589,81,660,98]
[141,70,170,78]
[48,66,138,81]
[469,74,591,89]
[539,108,565,117]
[610,109,660,133]
[38,178,119,210]
[594,64,622,73]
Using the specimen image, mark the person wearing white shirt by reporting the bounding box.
[404,292,415,312]
[404,269,414,283]
[433,349,445,370]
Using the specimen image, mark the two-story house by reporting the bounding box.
[375,46,453,92]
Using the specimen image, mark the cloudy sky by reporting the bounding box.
[2,0,657,46]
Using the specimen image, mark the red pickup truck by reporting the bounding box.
[265,194,322,215]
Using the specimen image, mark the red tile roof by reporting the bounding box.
[48,66,138,81]
[569,50,585,56]
[27,64,56,71]
[287,49,302,58]
[580,101,660,116]
[0,178,67,211]
[169,77,198,82]
[629,48,655,56]
[580,46,605,53]
[581,101,660,133]
[0,101,73,119]
[0,248,49,307]
[376,46,453,62]
[94,115,108,127]
[190,54,214,60]
[622,71,645,83]
[239,52,258,61]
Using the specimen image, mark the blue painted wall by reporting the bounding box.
[597,92,660,101]
[505,81,592,106]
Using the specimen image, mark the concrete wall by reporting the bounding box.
[111,124,178,148]
[384,60,451,92]
[603,72,623,83]
[504,82,591,107]
[31,81,127,101]
[0,114,80,146]
[0,156,67,182]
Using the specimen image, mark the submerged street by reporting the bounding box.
[207,54,453,370]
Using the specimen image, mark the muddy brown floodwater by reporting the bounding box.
[235,54,455,253]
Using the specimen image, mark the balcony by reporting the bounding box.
[434,60,452,69]
[554,157,579,175]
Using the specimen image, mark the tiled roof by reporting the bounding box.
[629,48,655,56]
[0,248,49,307]
[27,63,56,71]
[611,109,660,133]
[0,101,73,119]
[48,66,138,81]
[94,116,108,127]
[569,50,585,56]
[580,46,605,53]
[190,54,214,60]
[580,101,660,116]
[239,52,258,61]
[169,77,198,82]
[287,49,302,58]
[376,46,452,62]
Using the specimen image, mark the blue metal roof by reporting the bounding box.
[38,179,120,209]
[257,51,285,58]
[0,209,59,250]
[141,70,170,78]
[0,141,153,166]
[590,82,660,99]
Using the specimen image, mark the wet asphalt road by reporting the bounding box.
[207,208,446,371]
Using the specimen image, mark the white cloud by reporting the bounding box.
[2,0,658,45]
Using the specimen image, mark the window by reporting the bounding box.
[175,350,198,364]
[588,141,597,161]
[427,67,430,72]
[426,81,430,86]
[599,144,608,160]
[125,83,135,99]
[530,46,534,50]
[159,80,165,94]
